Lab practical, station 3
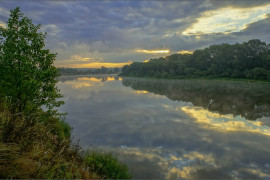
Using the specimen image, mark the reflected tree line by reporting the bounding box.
[60,66,120,75]
[122,77,270,120]
[58,75,120,83]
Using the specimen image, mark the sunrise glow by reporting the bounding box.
[58,62,132,68]
[178,50,193,54]
[136,49,170,54]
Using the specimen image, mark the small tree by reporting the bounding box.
[0,7,63,117]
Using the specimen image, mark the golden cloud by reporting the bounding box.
[70,55,101,62]
[136,49,170,54]
[135,90,149,94]
[58,61,132,68]
[182,4,270,35]
[166,151,216,179]
[77,77,101,82]
[63,77,102,89]
[243,168,270,178]
[55,54,104,66]
[178,50,193,54]
[143,59,150,63]
[182,106,270,136]
[116,146,218,179]
[0,20,6,28]
[62,76,121,89]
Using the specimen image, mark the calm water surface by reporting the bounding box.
[58,75,270,179]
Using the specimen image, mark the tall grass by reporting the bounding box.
[0,100,130,179]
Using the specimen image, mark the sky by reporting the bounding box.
[0,0,270,68]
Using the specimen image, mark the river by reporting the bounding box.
[58,75,270,179]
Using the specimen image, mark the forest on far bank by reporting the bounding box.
[120,39,270,81]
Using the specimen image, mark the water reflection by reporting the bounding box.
[182,106,270,136]
[91,145,270,179]
[57,76,270,179]
[122,77,270,120]
[59,75,122,83]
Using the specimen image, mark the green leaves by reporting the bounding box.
[0,7,63,116]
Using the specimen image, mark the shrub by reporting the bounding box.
[253,67,268,80]
[84,151,131,179]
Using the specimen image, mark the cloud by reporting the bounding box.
[178,50,193,54]
[182,4,270,35]
[70,55,103,62]
[182,106,270,136]
[42,24,60,36]
[1,1,270,66]
[233,14,270,38]
[62,77,103,89]
[136,49,170,54]
[0,7,10,21]
[0,20,6,28]
[60,62,132,68]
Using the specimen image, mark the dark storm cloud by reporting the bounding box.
[0,1,269,65]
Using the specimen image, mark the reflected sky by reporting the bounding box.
[182,106,270,136]
[57,76,270,179]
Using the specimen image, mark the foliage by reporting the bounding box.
[0,7,63,117]
[120,39,270,81]
[84,151,131,179]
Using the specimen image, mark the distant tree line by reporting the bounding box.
[120,39,270,81]
[60,66,120,75]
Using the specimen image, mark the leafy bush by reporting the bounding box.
[253,67,268,80]
[84,151,131,179]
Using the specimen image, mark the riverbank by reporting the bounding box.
[0,100,130,179]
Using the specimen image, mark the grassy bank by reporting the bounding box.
[0,100,130,179]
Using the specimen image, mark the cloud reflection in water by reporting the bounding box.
[58,76,270,179]
[182,106,270,136]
